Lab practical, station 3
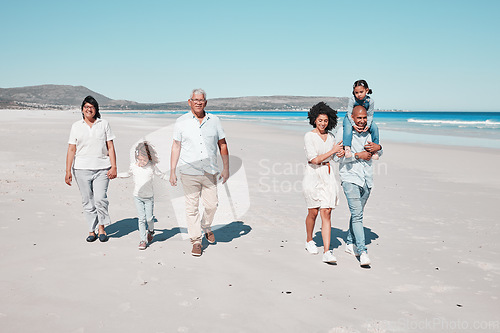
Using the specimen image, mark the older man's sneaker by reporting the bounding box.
[205,231,215,244]
[191,243,202,256]
[138,241,147,250]
[322,250,337,264]
[305,240,319,254]
[345,243,360,257]
[360,252,371,266]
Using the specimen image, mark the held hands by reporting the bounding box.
[107,166,117,179]
[169,171,177,186]
[353,125,370,133]
[331,140,343,156]
[364,141,381,153]
[353,124,364,132]
[65,171,72,186]
[356,151,373,161]
[219,168,229,184]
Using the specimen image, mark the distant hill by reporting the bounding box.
[0,85,137,110]
[206,95,347,111]
[0,84,349,111]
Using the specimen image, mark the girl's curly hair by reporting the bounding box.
[135,141,159,165]
[307,102,338,132]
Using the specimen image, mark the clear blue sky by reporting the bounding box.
[1,0,499,111]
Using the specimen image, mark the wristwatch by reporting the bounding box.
[355,153,359,160]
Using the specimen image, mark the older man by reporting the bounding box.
[170,89,229,256]
[338,105,382,267]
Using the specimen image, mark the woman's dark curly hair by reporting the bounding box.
[307,102,338,132]
[135,141,159,165]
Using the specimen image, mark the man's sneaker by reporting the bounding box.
[360,252,371,266]
[138,241,147,250]
[147,230,154,243]
[371,152,380,160]
[344,146,352,158]
[322,250,337,264]
[345,243,360,257]
[205,231,215,244]
[191,243,202,256]
[305,240,319,254]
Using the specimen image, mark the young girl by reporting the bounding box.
[118,141,167,250]
[343,80,380,159]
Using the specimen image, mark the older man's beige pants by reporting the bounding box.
[180,173,218,244]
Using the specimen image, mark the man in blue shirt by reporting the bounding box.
[338,105,382,267]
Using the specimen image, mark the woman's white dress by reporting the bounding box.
[302,131,340,209]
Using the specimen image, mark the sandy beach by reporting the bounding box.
[1,110,499,332]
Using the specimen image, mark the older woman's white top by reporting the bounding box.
[302,131,340,209]
[68,118,116,170]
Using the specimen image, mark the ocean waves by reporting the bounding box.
[408,118,500,127]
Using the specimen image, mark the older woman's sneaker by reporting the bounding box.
[360,252,371,266]
[305,240,319,254]
[345,243,360,257]
[322,250,337,264]
[138,241,147,250]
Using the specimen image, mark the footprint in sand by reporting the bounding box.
[392,284,421,292]
[119,303,131,311]
[430,285,458,293]
[179,300,192,307]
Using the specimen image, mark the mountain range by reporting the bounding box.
[0,84,349,111]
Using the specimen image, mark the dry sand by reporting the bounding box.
[1,110,499,332]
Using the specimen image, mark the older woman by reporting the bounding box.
[303,102,344,263]
[65,96,117,242]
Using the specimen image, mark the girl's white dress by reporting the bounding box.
[302,131,340,209]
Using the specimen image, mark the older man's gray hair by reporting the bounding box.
[191,88,206,100]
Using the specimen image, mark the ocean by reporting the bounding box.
[110,111,500,149]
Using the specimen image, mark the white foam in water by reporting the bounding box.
[408,119,500,126]
[383,130,500,149]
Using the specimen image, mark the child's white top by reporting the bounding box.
[118,163,167,198]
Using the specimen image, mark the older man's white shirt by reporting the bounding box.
[173,112,225,175]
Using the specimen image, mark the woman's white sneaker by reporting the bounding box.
[345,243,360,257]
[322,250,337,263]
[359,252,371,266]
[305,240,319,254]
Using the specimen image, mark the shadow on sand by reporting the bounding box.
[106,219,252,247]
[313,226,379,251]
[201,221,252,248]
[106,218,137,239]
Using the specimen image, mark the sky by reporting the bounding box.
[1,0,499,111]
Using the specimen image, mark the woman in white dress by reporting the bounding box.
[303,102,344,263]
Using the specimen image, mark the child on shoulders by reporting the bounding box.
[343,79,380,160]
